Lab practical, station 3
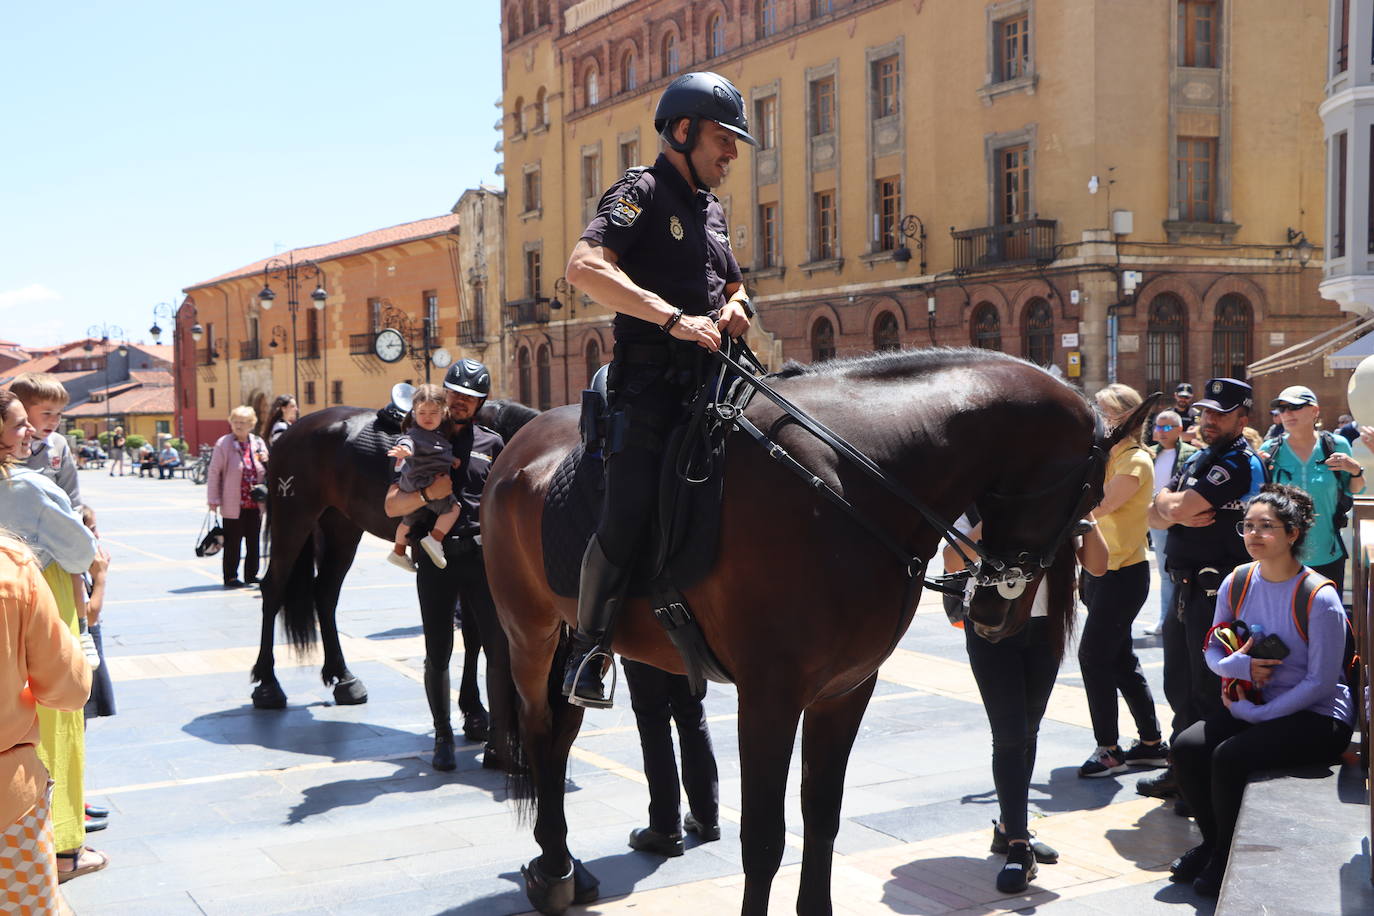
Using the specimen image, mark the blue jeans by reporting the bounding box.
[1150,529,1174,632]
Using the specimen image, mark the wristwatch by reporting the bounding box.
[735,297,755,319]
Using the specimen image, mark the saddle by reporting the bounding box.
[541,360,754,690]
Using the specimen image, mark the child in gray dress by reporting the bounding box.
[386,385,462,571]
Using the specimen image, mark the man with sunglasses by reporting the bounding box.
[1145,411,1197,635]
[1260,385,1366,591]
[1141,378,1266,807]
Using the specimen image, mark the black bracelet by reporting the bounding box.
[419,485,430,501]
[1353,470,1364,480]
[662,308,684,333]
[734,297,754,319]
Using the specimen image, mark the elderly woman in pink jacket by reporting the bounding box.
[207,406,269,589]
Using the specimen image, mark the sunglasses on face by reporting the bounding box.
[1154,424,1176,432]
[1276,404,1311,413]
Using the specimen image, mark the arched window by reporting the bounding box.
[533,87,547,128]
[1147,293,1187,395]
[971,303,1002,351]
[708,13,726,57]
[756,0,778,39]
[506,4,520,40]
[620,49,638,92]
[536,343,552,410]
[1212,293,1252,380]
[662,31,680,77]
[512,96,524,134]
[522,0,534,36]
[585,337,602,385]
[1023,298,1053,366]
[518,345,532,406]
[811,317,835,362]
[585,65,600,106]
[873,311,900,352]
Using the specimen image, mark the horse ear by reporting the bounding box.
[1103,392,1163,450]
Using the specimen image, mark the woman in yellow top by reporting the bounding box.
[1077,384,1168,778]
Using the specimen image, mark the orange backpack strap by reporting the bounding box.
[1290,568,1337,643]
[1227,562,1258,621]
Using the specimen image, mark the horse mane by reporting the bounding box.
[479,398,541,443]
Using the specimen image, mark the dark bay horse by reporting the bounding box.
[481,348,1149,914]
[250,399,538,734]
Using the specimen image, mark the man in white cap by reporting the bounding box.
[1260,385,1366,590]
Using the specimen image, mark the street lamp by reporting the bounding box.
[891,214,928,274]
[546,277,574,403]
[258,252,328,404]
[1287,228,1315,266]
[85,323,127,442]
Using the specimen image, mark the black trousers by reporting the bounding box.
[1173,710,1351,865]
[222,508,261,584]
[1312,556,1347,595]
[1078,561,1161,748]
[622,658,719,833]
[1161,576,1226,740]
[964,617,1059,842]
[415,537,491,723]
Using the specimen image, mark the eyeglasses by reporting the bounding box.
[1154,424,1176,432]
[1236,520,1286,537]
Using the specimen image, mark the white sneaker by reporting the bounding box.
[386,551,418,573]
[421,535,447,569]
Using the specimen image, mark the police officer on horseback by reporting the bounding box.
[385,357,505,769]
[561,72,758,708]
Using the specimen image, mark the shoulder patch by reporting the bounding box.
[1206,465,1231,486]
[608,197,642,228]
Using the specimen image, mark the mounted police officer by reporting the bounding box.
[1141,377,1266,805]
[385,358,506,769]
[561,72,758,709]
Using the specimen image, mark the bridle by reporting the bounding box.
[703,339,1106,605]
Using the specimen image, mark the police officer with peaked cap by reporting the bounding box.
[560,72,758,709]
[1141,377,1266,802]
[385,358,508,770]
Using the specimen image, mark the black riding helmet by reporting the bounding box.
[654,72,759,154]
[444,358,491,398]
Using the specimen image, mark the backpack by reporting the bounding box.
[1263,431,1355,529]
[1222,561,1361,692]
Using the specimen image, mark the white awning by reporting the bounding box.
[1247,314,1374,377]
[1328,331,1374,370]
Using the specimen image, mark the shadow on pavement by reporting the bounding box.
[283,752,506,824]
[882,853,1061,913]
[366,625,427,640]
[1026,764,1133,812]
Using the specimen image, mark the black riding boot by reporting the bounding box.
[424,659,457,771]
[562,535,632,709]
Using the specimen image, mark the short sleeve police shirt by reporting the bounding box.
[391,422,504,539]
[581,153,742,345]
[1164,435,1266,571]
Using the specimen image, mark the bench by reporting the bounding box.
[1218,760,1374,913]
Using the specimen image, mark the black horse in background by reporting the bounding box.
[249,398,538,752]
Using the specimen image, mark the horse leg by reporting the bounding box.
[796,674,878,915]
[737,692,804,915]
[314,511,367,705]
[251,512,319,710]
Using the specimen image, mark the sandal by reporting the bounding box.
[56,846,109,883]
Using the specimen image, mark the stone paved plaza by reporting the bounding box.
[59,468,1224,915]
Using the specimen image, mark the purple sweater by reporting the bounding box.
[1210,568,1353,726]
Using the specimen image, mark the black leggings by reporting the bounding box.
[1078,561,1161,747]
[964,617,1060,841]
[1172,710,1351,866]
[415,540,493,723]
[222,508,261,584]
[623,659,719,833]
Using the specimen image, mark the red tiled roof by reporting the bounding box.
[131,369,174,387]
[187,213,462,289]
[89,381,141,398]
[64,385,174,417]
[131,344,173,365]
[0,355,61,382]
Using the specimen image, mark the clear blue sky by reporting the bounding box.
[0,1,503,349]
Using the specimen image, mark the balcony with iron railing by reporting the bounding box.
[195,346,218,366]
[505,299,550,326]
[458,317,486,346]
[349,331,378,356]
[295,338,321,360]
[951,218,1058,274]
[239,340,262,361]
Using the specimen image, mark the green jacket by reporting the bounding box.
[1149,439,1198,479]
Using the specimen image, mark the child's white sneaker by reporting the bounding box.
[421,535,447,569]
[387,551,418,572]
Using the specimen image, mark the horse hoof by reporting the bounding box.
[462,711,489,742]
[251,682,287,710]
[521,857,575,915]
[572,858,599,905]
[332,676,368,705]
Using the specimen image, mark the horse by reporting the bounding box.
[249,398,539,748]
[481,347,1152,914]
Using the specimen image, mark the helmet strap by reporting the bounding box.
[663,116,705,191]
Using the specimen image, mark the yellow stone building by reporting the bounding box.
[503,0,1355,418]
[178,190,505,445]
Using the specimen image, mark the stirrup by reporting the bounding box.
[568,648,617,709]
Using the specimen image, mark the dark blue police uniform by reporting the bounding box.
[580,153,742,566]
[1162,434,1266,737]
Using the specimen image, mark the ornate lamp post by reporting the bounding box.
[546,277,574,402]
[85,323,127,440]
[257,253,328,404]
[891,215,928,274]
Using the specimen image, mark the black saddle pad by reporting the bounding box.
[540,436,725,599]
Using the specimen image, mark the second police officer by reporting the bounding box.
[561,72,758,708]
[1142,378,1266,808]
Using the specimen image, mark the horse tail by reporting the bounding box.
[1045,539,1080,664]
[505,627,573,826]
[281,530,319,654]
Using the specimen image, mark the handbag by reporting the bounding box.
[196,510,224,557]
